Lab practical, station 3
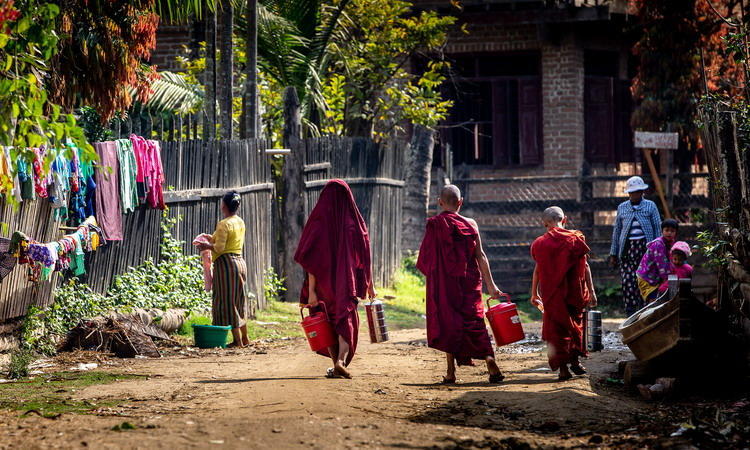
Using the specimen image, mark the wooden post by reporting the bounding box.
[641,148,672,219]
[281,87,305,302]
[203,5,217,139]
[401,124,435,253]
[219,2,234,139]
[580,161,594,236]
[242,0,259,139]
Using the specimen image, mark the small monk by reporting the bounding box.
[530,206,597,381]
[417,185,504,384]
[295,180,376,379]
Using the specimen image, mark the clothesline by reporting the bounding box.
[4,216,105,284]
[0,134,168,284]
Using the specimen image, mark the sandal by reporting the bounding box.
[489,373,505,384]
[558,372,573,382]
[325,368,342,379]
[570,364,587,376]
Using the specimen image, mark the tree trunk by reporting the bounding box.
[241,0,258,139]
[203,5,217,139]
[281,87,306,301]
[401,124,435,253]
[219,2,234,140]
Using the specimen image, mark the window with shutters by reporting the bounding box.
[584,50,635,164]
[441,53,543,167]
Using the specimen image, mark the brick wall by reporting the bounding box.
[150,24,194,72]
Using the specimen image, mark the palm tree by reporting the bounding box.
[235,0,352,133]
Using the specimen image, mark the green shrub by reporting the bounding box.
[6,348,35,379]
[263,267,286,303]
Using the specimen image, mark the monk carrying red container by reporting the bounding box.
[295,180,376,379]
[417,185,504,384]
[530,206,597,381]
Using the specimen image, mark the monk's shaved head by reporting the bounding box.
[542,206,565,225]
[440,185,461,207]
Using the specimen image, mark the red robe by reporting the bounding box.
[530,227,591,370]
[417,212,495,366]
[294,180,372,365]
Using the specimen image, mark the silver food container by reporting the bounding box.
[586,310,603,352]
[365,299,389,343]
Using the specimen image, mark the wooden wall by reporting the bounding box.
[0,139,275,321]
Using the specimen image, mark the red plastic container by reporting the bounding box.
[485,294,525,346]
[300,302,336,352]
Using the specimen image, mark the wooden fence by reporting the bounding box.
[302,137,406,286]
[0,139,274,321]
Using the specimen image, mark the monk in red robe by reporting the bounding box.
[295,180,376,379]
[417,185,504,384]
[530,206,597,381]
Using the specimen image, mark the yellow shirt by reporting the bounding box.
[212,215,245,261]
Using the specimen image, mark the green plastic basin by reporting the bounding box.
[193,324,231,348]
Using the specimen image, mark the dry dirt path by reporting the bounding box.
[1,323,651,449]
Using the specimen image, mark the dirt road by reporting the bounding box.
[1,323,661,449]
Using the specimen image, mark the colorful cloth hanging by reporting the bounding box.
[94,142,123,241]
[145,140,166,210]
[116,139,138,214]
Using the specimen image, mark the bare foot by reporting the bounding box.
[441,375,456,384]
[486,357,502,377]
[558,366,573,382]
[242,338,251,347]
[334,362,352,379]
[226,342,245,349]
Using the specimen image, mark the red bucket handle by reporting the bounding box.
[485,293,511,310]
[300,301,329,320]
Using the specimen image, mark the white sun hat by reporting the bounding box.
[624,176,649,194]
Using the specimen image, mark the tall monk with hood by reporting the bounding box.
[530,207,597,381]
[295,180,376,379]
[417,185,504,384]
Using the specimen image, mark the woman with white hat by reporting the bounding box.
[609,176,662,316]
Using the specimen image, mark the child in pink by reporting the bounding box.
[658,241,693,293]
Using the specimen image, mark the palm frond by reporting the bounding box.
[156,0,243,24]
[140,71,205,114]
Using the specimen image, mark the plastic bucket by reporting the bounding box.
[193,324,231,348]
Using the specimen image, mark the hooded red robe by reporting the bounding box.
[416,212,495,366]
[530,227,591,370]
[294,180,372,365]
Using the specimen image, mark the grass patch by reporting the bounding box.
[177,301,304,344]
[377,266,427,330]
[0,371,144,417]
[248,301,304,340]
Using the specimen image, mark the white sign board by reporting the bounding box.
[634,131,679,150]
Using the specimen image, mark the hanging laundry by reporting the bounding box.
[9,231,30,264]
[32,147,50,198]
[130,134,150,205]
[69,146,96,223]
[0,237,16,283]
[49,151,71,222]
[0,148,13,196]
[81,157,97,219]
[94,142,123,241]
[145,140,166,210]
[16,158,34,201]
[116,139,138,214]
[69,232,85,276]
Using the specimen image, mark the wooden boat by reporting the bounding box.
[619,276,719,362]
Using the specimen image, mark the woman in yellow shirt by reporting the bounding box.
[198,191,249,347]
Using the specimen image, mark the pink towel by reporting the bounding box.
[94,142,123,240]
[193,233,213,291]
